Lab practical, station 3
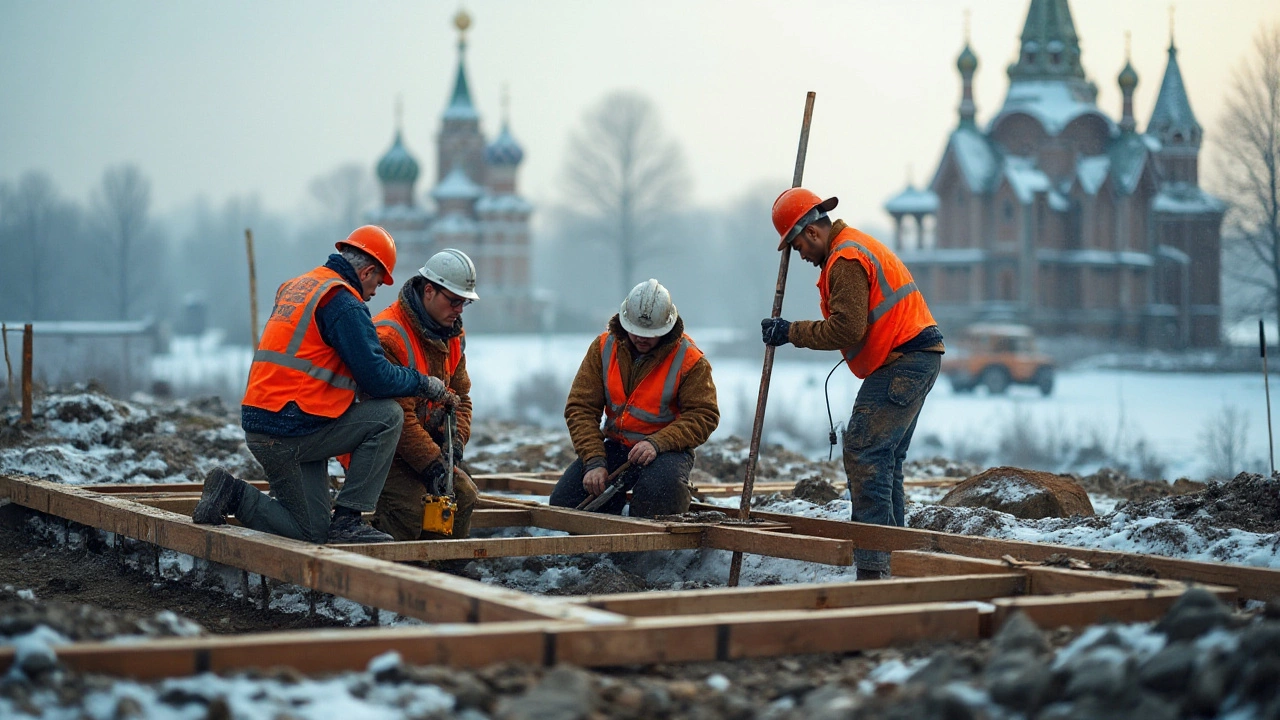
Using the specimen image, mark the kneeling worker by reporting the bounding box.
[550,279,719,517]
[193,226,455,544]
[368,249,479,541]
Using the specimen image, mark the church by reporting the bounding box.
[884,0,1224,348]
[365,11,541,332]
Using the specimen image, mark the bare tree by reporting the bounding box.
[94,165,152,320]
[0,172,71,320]
[1217,24,1280,332]
[1200,405,1251,480]
[309,162,375,233]
[561,91,691,298]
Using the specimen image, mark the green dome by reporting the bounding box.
[1118,60,1138,92]
[376,131,420,184]
[957,44,978,75]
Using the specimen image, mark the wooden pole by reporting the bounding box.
[21,324,33,425]
[1263,320,1275,475]
[245,228,260,349]
[728,91,816,587]
[2,323,13,406]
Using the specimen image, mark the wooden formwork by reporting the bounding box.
[0,471,1269,680]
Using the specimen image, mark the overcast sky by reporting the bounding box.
[3,0,1278,231]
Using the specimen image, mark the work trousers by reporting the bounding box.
[549,439,693,518]
[238,399,403,544]
[372,458,479,541]
[843,350,941,573]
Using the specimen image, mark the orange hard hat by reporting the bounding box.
[336,225,397,285]
[771,188,838,250]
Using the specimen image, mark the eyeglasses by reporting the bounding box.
[437,288,472,308]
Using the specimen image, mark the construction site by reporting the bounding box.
[5,0,1280,718]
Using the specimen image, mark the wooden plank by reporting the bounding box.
[86,482,270,494]
[470,475,559,495]
[890,550,1013,577]
[336,532,702,562]
[695,503,1280,601]
[553,603,982,665]
[701,524,853,566]
[575,574,1026,616]
[490,500,706,536]
[0,622,565,679]
[0,474,624,626]
[991,586,1238,630]
[470,508,533,528]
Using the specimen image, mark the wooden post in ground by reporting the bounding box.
[21,324,33,425]
[728,91,816,587]
[2,323,13,406]
[245,229,260,349]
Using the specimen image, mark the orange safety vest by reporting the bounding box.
[242,267,360,418]
[371,300,463,379]
[600,332,704,447]
[819,226,937,379]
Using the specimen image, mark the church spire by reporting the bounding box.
[1007,0,1085,82]
[443,9,478,121]
[1148,19,1201,148]
[1118,32,1139,133]
[956,10,979,129]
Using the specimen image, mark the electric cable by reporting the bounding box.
[823,357,844,461]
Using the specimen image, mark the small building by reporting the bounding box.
[365,10,542,332]
[884,0,1225,348]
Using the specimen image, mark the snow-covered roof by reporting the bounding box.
[884,185,939,215]
[1003,156,1051,204]
[1107,133,1150,194]
[1048,190,1070,212]
[1153,185,1226,215]
[1148,45,1201,136]
[992,80,1114,136]
[443,50,479,122]
[430,166,483,201]
[934,127,1000,193]
[1036,248,1155,266]
[431,211,478,235]
[475,193,533,215]
[1076,155,1110,195]
[485,124,525,166]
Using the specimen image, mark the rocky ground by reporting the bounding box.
[3,387,1280,718]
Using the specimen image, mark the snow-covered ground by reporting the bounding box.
[151,331,1279,482]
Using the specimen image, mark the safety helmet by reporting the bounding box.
[336,225,397,285]
[619,279,677,338]
[418,248,479,300]
[771,188,838,250]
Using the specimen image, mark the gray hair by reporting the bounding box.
[340,246,377,273]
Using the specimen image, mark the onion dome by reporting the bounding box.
[485,123,524,166]
[376,131,420,184]
[1118,60,1138,93]
[957,44,978,75]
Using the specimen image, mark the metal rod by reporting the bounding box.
[1263,320,1275,475]
[246,228,260,349]
[729,91,816,587]
[21,323,33,425]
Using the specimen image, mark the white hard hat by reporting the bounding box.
[619,279,677,338]
[418,248,479,300]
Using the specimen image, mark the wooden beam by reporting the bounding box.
[697,503,1280,601]
[701,524,853,566]
[335,532,702,562]
[87,482,270,494]
[574,574,1026,616]
[991,586,1238,630]
[0,475,624,626]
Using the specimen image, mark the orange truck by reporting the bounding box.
[941,323,1055,396]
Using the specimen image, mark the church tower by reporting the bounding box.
[436,10,487,189]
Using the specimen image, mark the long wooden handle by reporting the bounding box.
[245,229,259,350]
[575,461,634,510]
[728,91,816,587]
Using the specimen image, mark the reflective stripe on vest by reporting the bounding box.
[600,333,700,446]
[372,301,464,378]
[375,318,419,372]
[243,268,360,417]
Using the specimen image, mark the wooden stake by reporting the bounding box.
[245,229,260,349]
[20,324,33,425]
[2,323,13,406]
[729,91,816,587]
[1262,320,1274,475]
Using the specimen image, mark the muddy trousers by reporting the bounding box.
[549,440,693,518]
[371,459,479,541]
[238,399,404,544]
[843,350,941,573]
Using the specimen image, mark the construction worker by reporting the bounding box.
[550,279,720,518]
[761,189,944,580]
[192,226,456,544]
[367,249,478,541]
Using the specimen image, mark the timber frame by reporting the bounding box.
[0,471,1272,679]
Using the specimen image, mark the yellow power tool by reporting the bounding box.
[421,405,458,535]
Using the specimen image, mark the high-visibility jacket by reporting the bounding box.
[600,331,704,447]
[242,267,360,417]
[372,301,463,380]
[819,226,937,379]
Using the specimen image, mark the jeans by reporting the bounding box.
[238,398,403,543]
[843,351,941,573]
[549,439,694,518]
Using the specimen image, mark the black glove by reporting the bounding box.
[451,432,466,463]
[761,317,792,346]
[417,375,448,401]
[420,459,447,494]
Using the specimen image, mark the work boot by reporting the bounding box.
[192,467,246,525]
[857,567,890,581]
[327,510,394,544]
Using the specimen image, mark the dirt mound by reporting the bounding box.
[1124,471,1280,534]
[904,456,983,478]
[1076,467,1206,503]
[941,466,1094,519]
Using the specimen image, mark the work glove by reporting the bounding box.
[761,317,792,347]
[451,432,466,463]
[418,376,459,408]
[420,458,448,495]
